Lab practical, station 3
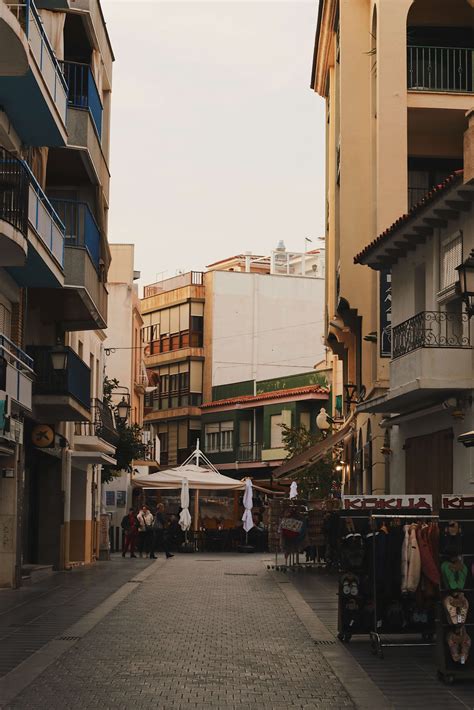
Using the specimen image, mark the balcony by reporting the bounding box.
[407,45,474,94]
[51,199,107,330]
[0,0,68,146]
[237,443,262,463]
[0,147,28,266]
[74,399,118,465]
[388,311,473,411]
[62,61,102,139]
[65,102,110,205]
[143,272,204,298]
[0,334,34,413]
[27,345,91,421]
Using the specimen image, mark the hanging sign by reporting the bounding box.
[442,494,474,510]
[342,494,432,511]
[31,424,55,448]
[380,269,392,357]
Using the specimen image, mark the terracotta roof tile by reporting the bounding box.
[201,384,329,410]
[354,170,464,265]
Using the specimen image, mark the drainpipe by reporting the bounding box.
[59,437,71,570]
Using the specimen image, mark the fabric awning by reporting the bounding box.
[274,413,355,478]
[132,463,246,491]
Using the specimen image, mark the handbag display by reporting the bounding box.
[280,517,304,539]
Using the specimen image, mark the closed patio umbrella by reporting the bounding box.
[289,481,298,499]
[242,478,254,536]
[179,478,192,532]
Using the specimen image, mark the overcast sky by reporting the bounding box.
[102,1,325,289]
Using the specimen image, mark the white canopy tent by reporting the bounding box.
[132,443,245,531]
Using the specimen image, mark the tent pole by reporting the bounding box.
[194,490,199,532]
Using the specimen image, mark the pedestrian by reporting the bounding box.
[121,507,138,558]
[137,504,154,558]
[151,503,174,559]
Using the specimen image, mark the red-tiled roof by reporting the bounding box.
[354,170,464,265]
[201,384,329,409]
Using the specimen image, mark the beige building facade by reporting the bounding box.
[312,0,473,495]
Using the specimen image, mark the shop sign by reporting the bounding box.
[380,269,392,358]
[342,494,432,510]
[31,424,55,448]
[442,494,474,510]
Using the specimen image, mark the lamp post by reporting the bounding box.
[456,249,474,318]
[116,396,131,425]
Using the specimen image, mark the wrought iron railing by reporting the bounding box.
[27,346,91,410]
[392,311,470,359]
[61,61,103,138]
[237,443,262,462]
[74,398,119,445]
[0,147,29,238]
[407,45,474,93]
[50,199,101,269]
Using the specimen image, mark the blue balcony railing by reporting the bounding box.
[407,45,474,93]
[27,345,91,411]
[0,333,34,411]
[6,1,68,122]
[61,61,103,138]
[23,163,65,267]
[50,199,101,270]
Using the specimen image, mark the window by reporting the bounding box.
[0,303,11,338]
[205,421,234,453]
[440,231,462,291]
[300,412,311,431]
[271,415,284,448]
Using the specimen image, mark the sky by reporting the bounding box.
[102,1,326,289]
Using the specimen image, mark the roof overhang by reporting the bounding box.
[355,172,469,270]
[71,450,116,470]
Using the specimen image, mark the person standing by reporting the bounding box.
[137,504,154,558]
[121,508,138,558]
[151,503,174,559]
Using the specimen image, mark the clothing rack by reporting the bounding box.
[369,513,439,659]
[436,511,474,685]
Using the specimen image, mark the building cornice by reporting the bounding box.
[311,0,337,96]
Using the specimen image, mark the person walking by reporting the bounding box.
[121,508,138,558]
[137,504,154,558]
[151,503,174,559]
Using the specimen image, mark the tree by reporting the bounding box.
[280,423,339,500]
[101,377,145,484]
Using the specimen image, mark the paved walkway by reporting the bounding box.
[1,554,353,710]
[289,568,474,710]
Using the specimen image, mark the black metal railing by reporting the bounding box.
[0,147,29,237]
[407,45,474,93]
[27,346,91,410]
[392,311,470,359]
[50,199,101,269]
[60,61,103,138]
[237,443,262,462]
[75,398,119,445]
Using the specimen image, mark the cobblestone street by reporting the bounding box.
[1,555,355,710]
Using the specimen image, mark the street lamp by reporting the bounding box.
[116,396,130,424]
[456,249,474,318]
[50,344,69,371]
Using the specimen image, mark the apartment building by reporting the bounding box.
[307,0,473,496]
[103,244,147,533]
[141,244,327,473]
[0,0,114,587]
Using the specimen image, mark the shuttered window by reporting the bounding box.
[440,231,462,290]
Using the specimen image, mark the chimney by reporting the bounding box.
[463,108,474,184]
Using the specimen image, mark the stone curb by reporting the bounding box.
[266,567,394,710]
[0,559,163,708]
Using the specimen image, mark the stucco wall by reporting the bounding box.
[209,271,325,387]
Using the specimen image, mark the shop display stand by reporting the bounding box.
[369,513,438,659]
[436,511,474,685]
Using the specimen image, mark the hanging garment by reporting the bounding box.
[384,524,404,599]
[417,524,440,587]
[402,524,422,593]
[340,533,365,572]
[441,559,468,592]
[444,593,469,626]
[447,626,471,664]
